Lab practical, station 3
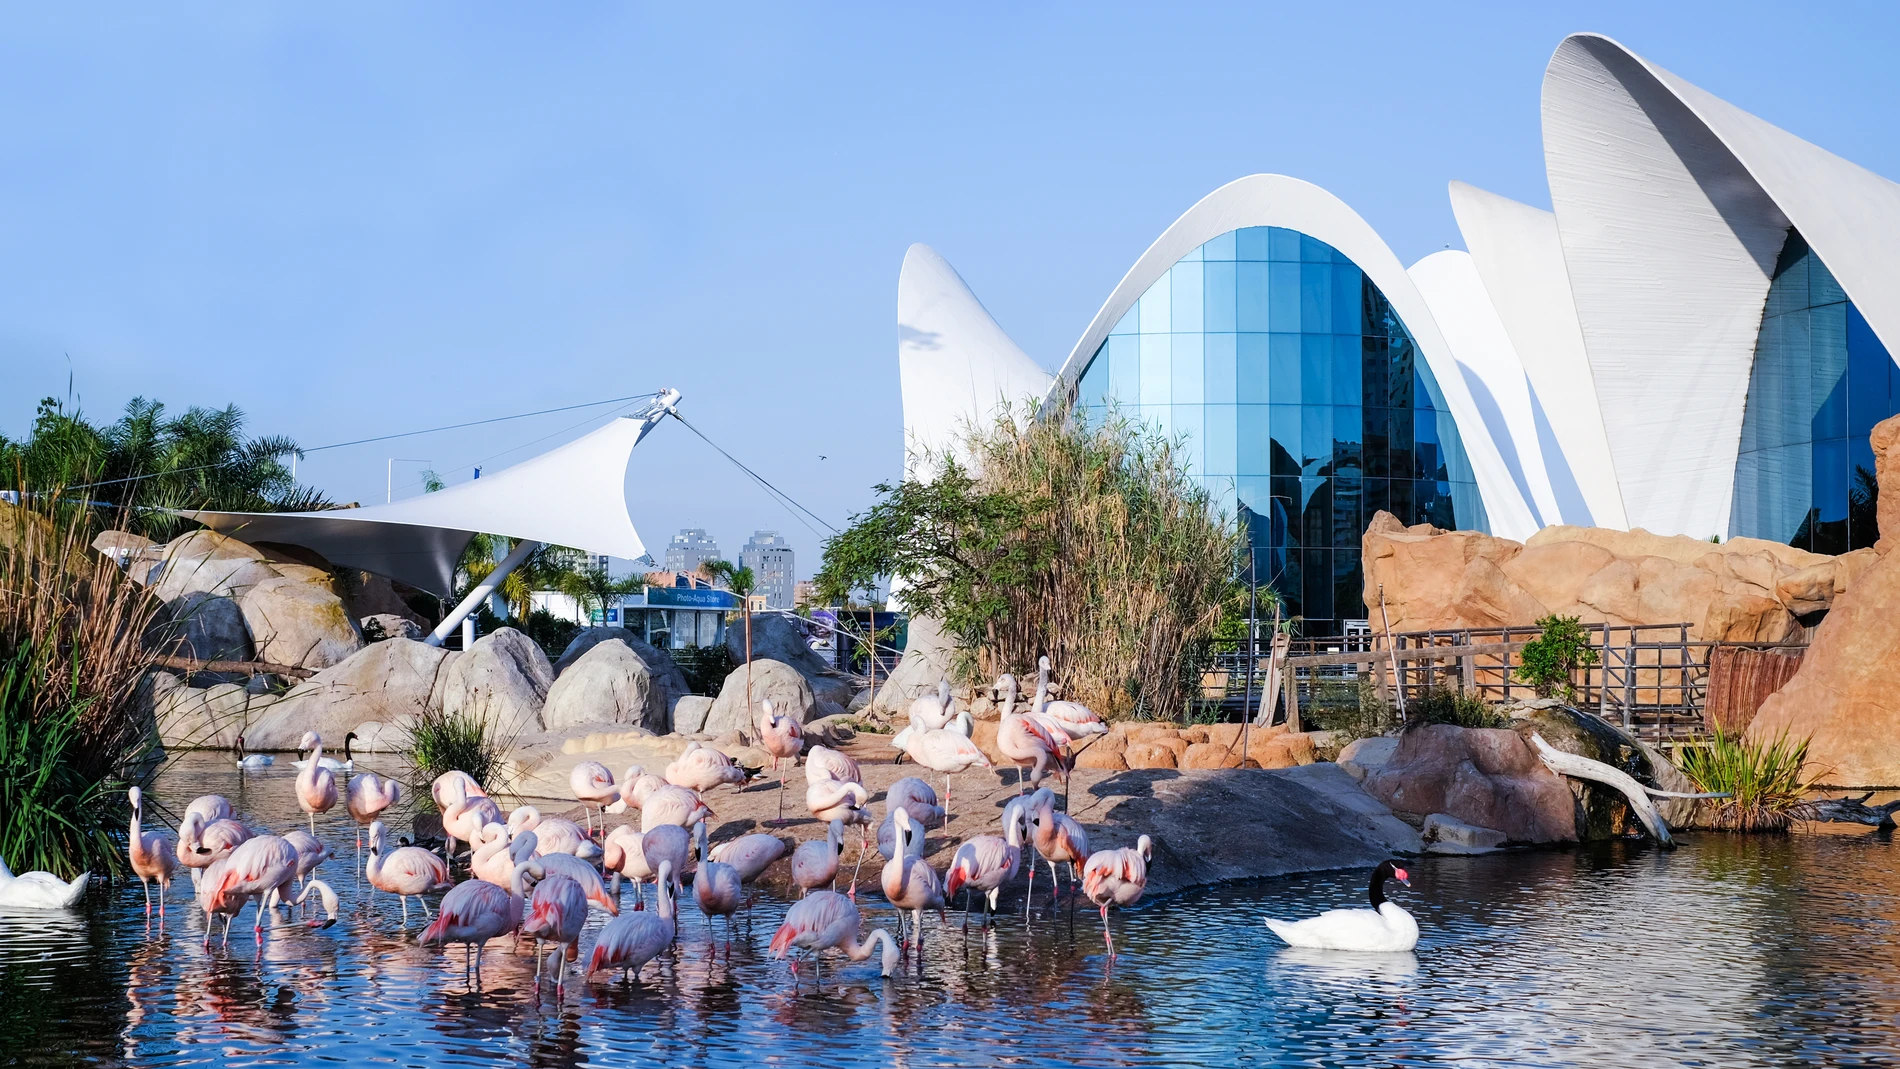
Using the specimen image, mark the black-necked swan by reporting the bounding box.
[1263,859,1418,952]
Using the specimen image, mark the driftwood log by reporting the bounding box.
[153,655,316,681]
[1529,732,1677,849]
[1808,792,1900,829]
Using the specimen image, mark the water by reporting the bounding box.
[5,755,1900,1068]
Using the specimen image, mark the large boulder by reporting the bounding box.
[726,612,856,707]
[439,627,552,738]
[155,681,280,750]
[147,530,281,602]
[240,575,364,669]
[336,569,427,628]
[542,638,674,734]
[867,612,954,717]
[673,695,716,734]
[703,658,815,737]
[1361,723,1578,843]
[93,530,160,584]
[1362,511,1841,642]
[243,637,459,749]
[554,627,693,713]
[146,591,253,666]
[361,614,424,642]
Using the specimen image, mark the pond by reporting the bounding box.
[4,755,1899,1067]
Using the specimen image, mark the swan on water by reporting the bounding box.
[1263,859,1418,953]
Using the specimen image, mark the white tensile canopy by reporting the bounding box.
[185,390,679,598]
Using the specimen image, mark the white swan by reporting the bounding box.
[1264,860,1418,953]
[0,855,89,909]
[293,731,355,772]
[234,735,274,770]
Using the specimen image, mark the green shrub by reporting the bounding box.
[1411,685,1508,728]
[406,705,513,798]
[1515,614,1598,699]
[0,642,127,877]
[1676,724,1817,831]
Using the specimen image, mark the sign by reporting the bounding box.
[645,586,741,609]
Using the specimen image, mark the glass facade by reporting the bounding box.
[1732,231,1900,554]
[1075,226,1487,632]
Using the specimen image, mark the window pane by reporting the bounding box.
[1140,333,1171,405]
[1269,406,1301,477]
[1109,335,1141,400]
[1334,547,1364,622]
[1301,334,1332,406]
[1333,334,1362,405]
[1237,262,1270,332]
[1302,405,1331,474]
[1172,334,1205,405]
[1238,226,1272,261]
[1109,303,1139,336]
[1269,227,1302,261]
[1268,333,1300,402]
[1365,406,1391,478]
[1204,333,1237,404]
[1173,405,1205,475]
[1203,404,1237,476]
[1301,261,1331,330]
[1333,405,1363,477]
[1300,233,1333,264]
[1203,229,1237,261]
[1139,273,1172,334]
[1238,333,1270,403]
[1303,548,1335,621]
[1237,405,1272,476]
[1203,261,1237,332]
[1334,265,1364,334]
[1269,262,1302,332]
[1172,262,1204,335]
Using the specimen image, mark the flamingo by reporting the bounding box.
[521,873,589,1000]
[790,819,844,895]
[601,825,645,899]
[897,725,991,823]
[1081,834,1153,961]
[507,808,599,860]
[634,824,691,904]
[880,808,944,953]
[805,744,861,786]
[282,828,333,900]
[345,771,401,865]
[570,760,620,835]
[664,741,748,793]
[472,824,533,887]
[908,679,954,730]
[538,852,618,915]
[294,731,338,837]
[995,672,1068,793]
[693,820,744,947]
[126,786,177,917]
[886,777,945,829]
[208,834,298,940]
[441,793,503,863]
[293,731,356,773]
[0,856,88,909]
[758,699,804,824]
[588,860,676,984]
[711,833,788,884]
[944,797,1027,925]
[1024,786,1089,911]
[233,736,273,770]
[807,777,872,826]
[183,794,234,826]
[639,785,714,832]
[769,889,900,982]
[614,765,666,811]
[420,857,545,990]
[365,820,453,925]
[195,856,245,944]
[1033,656,1108,740]
[177,813,252,888]
[290,878,340,928]
[431,770,486,811]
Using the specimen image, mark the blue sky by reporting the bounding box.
[4,4,1897,579]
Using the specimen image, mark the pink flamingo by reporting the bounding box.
[471,824,532,887]
[521,873,589,1000]
[345,771,401,865]
[616,765,666,811]
[442,793,503,863]
[906,679,954,731]
[639,785,713,832]
[126,787,177,917]
[710,832,787,884]
[177,813,252,889]
[294,731,338,838]
[207,834,298,942]
[507,807,600,860]
[769,889,900,982]
[537,852,618,915]
[365,819,453,924]
[995,673,1068,793]
[757,699,804,824]
[195,857,245,945]
[664,741,748,793]
[790,818,844,896]
[805,744,861,786]
[1081,834,1153,961]
[944,797,1027,925]
[1033,656,1108,740]
[431,770,485,810]
[183,795,233,826]
[601,825,644,899]
[588,860,676,984]
[282,828,332,900]
[420,857,544,989]
[898,726,992,823]
[880,808,944,953]
[886,777,945,828]
[290,878,340,928]
[569,760,620,835]
[693,820,744,946]
[1024,786,1089,911]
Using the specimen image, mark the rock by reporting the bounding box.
[867,613,954,717]
[243,637,458,750]
[846,688,873,713]
[811,699,847,723]
[361,614,424,642]
[1876,413,1900,556]
[439,627,552,738]
[673,695,715,735]
[555,628,693,722]
[1337,736,1399,781]
[1075,745,1129,771]
[93,530,159,583]
[703,658,815,737]
[1125,740,1180,769]
[1180,742,1243,770]
[1248,731,1316,770]
[1509,703,1690,838]
[155,681,280,750]
[803,713,858,747]
[1421,813,1507,854]
[541,638,672,734]
[337,570,426,628]
[239,575,365,669]
[1361,723,1578,843]
[726,613,857,709]
[146,591,253,669]
[148,530,281,602]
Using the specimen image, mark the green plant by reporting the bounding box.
[406,705,513,796]
[1515,614,1598,699]
[0,642,126,877]
[1304,674,1395,743]
[817,397,1240,722]
[1411,684,1508,728]
[1676,724,1818,831]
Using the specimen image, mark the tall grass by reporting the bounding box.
[0,489,166,877]
[406,705,513,798]
[1677,724,1818,831]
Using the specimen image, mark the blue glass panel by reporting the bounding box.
[1202,230,1236,261]
[1237,226,1271,261]
[1333,475,1363,548]
[1175,243,1202,263]
[1202,404,1237,476]
[1266,334,1299,403]
[1848,306,1897,435]
[1236,405,1272,477]
[1203,261,1237,332]
[1300,334,1332,407]
[1389,406,1415,480]
[1172,404,1204,474]
[1142,403,1173,439]
[1236,262,1270,332]
[1333,335,1361,405]
[1389,476,1414,525]
[1139,273,1172,334]
[1301,261,1331,329]
[1269,262,1301,331]
[1303,548,1334,620]
[1301,405,1331,475]
[1172,334,1205,406]
[1139,333,1171,405]
[1279,544,1302,616]
[1299,233,1333,264]
[1109,302,1139,336]
[1238,334,1271,404]
[1204,333,1237,404]
[1109,335,1140,401]
[1364,407,1390,478]
[1268,227,1301,261]
[1333,264,1362,334]
[1172,261,1204,335]
[1364,477,1390,519]
[1333,406,1363,476]
[1334,547,1363,622]
[1079,344,1110,408]
[1360,336,1388,409]
[1268,405,1301,477]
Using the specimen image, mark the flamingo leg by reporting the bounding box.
[1101,903,1114,960]
[400,895,409,925]
[141,877,151,915]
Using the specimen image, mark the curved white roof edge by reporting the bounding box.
[186,392,678,596]
[897,243,1054,479]
[1544,32,1900,538]
[1408,250,1553,539]
[1047,173,1538,538]
[1447,180,1625,530]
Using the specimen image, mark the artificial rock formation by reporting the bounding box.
[242,636,459,749]
[1362,511,1870,642]
[1361,724,1579,843]
[703,658,816,737]
[542,636,676,734]
[439,627,553,738]
[726,612,856,708]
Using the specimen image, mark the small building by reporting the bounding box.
[605,579,742,650]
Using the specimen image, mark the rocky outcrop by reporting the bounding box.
[239,575,364,669]
[243,636,459,749]
[361,614,424,642]
[867,612,954,717]
[1361,723,1578,843]
[703,658,815,737]
[553,627,693,716]
[145,591,253,669]
[673,695,716,735]
[92,530,159,582]
[727,613,856,708]
[439,627,552,737]
[147,531,281,602]
[155,681,280,750]
[1362,510,1860,642]
[542,637,674,734]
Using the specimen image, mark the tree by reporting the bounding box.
[560,561,641,623]
[702,559,757,709]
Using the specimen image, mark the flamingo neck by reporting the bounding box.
[846,926,893,962]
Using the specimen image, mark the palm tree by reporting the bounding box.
[702,559,757,710]
[560,561,641,624]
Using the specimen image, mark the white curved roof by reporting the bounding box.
[897,244,1053,477]
[1543,32,1900,538]
[1048,173,1538,538]
[1447,181,1624,529]
[186,392,677,595]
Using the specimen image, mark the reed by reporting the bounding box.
[406,704,514,796]
[1676,724,1818,832]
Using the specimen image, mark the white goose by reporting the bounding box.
[0,856,89,909]
[1263,860,1419,953]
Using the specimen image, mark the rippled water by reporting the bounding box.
[5,755,1900,1067]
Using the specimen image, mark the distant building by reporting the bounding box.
[793,580,817,609]
[741,530,796,610]
[663,528,720,577]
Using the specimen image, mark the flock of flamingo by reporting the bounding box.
[3,654,1419,1001]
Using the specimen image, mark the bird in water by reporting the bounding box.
[1263,860,1419,953]
[1081,834,1153,962]
[126,786,176,918]
[769,889,901,983]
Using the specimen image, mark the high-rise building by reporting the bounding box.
[663,528,721,577]
[741,530,796,610]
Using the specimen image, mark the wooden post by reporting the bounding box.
[1461,650,1475,693]
[1377,584,1406,722]
[1623,638,1635,729]
[1283,641,1300,734]
[1598,624,1611,720]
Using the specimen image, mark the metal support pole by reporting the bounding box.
[427,539,541,647]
